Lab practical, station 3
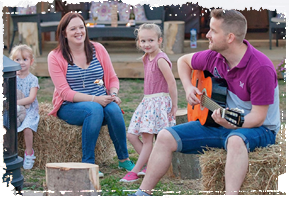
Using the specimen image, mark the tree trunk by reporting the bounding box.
[45,162,101,196]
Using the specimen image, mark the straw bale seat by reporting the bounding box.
[199,128,286,195]
[18,102,115,169]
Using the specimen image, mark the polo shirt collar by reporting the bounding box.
[215,39,252,69]
[236,39,251,69]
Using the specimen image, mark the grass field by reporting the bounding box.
[20,77,286,195]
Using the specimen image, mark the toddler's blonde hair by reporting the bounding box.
[9,44,35,69]
[135,23,163,50]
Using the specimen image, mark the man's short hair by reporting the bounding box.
[211,9,247,42]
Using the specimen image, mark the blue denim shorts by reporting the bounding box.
[165,121,276,153]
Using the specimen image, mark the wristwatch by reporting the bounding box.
[111,92,117,97]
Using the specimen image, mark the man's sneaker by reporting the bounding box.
[23,149,36,170]
[137,167,146,177]
[119,172,138,182]
[99,171,104,178]
[118,160,135,171]
[128,189,151,196]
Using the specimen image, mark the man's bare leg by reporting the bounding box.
[225,136,248,195]
[139,129,178,195]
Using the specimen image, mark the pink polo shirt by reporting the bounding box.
[191,39,280,133]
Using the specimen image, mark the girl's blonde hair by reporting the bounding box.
[9,44,35,69]
[135,23,163,50]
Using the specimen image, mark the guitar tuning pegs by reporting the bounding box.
[235,108,244,113]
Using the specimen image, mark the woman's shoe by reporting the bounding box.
[99,171,104,178]
[118,160,135,171]
[119,171,138,182]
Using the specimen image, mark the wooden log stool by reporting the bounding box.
[45,162,100,196]
[165,109,202,179]
[163,21,185,54]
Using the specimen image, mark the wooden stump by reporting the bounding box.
[46,162,100,196]
[165,109,187,178]
[175,109,187,125]
[163,21,185,54]
[165,109,202,179]
[171,152,201,179]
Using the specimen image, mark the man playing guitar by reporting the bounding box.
[131,9,280,195]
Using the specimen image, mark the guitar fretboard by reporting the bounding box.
[201,95,224,112]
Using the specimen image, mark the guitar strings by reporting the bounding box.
[202,95,223,111]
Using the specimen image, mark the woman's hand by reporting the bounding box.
[112,96,122,106]
[94,95,114,107]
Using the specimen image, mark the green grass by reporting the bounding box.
[21,169,45,191]
[20,77,286,195]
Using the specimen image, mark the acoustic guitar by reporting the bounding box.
[187,70,244,127]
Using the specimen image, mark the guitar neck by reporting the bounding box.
[201,95,224,113]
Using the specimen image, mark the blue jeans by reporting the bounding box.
[166,121,276,153]
[57,101,129,164]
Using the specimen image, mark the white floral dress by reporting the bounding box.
[127,93,175,135]
[17,73,40,133]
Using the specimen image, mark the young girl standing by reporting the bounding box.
[10,44,40,170]
[120,23,178,182]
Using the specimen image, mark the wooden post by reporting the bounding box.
[5,7,10,51]
[46,162,101,196]
[163,21,185,54]
[111,5,118,27]
[18,22,40,56]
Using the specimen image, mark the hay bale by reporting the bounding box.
[199,128,286,195]
[18,102,115,169]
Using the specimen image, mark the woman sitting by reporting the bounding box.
[47,12,135,178]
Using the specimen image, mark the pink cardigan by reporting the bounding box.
[48,42,119,116]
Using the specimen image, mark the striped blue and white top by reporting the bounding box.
[66,46,107,97]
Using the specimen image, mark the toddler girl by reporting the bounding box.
[10,44,40,170]
[120,23,178,182]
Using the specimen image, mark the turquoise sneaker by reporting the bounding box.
[118,160,135,171]
[99,171,104,178]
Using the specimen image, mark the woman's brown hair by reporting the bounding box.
[55,12,93,65]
